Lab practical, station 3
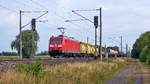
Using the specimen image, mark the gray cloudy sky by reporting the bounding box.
[0,0,149,52]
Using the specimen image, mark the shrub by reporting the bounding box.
[139,45,150,62]
[139,52,147,62]
[132,31,150,58]
[146,55,150,65]
[16,61,43,76]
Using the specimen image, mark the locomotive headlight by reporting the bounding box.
[50,45,54,47]
[58,45,62,47]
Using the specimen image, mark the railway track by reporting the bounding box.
[0,57,95,72]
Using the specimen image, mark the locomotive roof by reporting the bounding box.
[50,35,79,42]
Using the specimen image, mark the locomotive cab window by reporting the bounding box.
[50,38,62,43]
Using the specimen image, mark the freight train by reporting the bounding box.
[48,35,119,57]
[49,35,99,57]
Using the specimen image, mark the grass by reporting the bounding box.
[127,75,136,84]
[34,55,50,59]
[127,61,136,84]
[127,65,136,84]
[0,58,128,84]
[0,55,50,60]
[0,56,19,60]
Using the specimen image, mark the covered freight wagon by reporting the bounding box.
[80,42,98,56]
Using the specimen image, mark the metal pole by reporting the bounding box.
[99,8,102,61]
[104,45,108,62]
[120,36,122,57]
[86,37,89,54]
[129,47,131,58]
[95,27,97,57]
[19,10,22,59]
[126,44,128,57]
[32,31,34,58]
[18,10,48,59]
[31,18,36,59]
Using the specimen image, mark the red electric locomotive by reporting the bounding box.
[49,35,80,57]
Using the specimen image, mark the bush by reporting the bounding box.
[16,61,43,76]
[139,45,150,62]
[146,55,150,65]
[132,31,150,58]
[139,52,147,62]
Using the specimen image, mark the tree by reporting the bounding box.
[0,51,18,56]
[132,31,150,58]
[139,44,150,65]
[37,51,48,56]
[11,30,39,58]
[146,55,150,65]
[139,45,150,62]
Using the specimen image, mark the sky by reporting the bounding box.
[0,0,150,53]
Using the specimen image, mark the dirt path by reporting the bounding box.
[106,59,143,84]
[141,63,150,84]
[135,61,143,84]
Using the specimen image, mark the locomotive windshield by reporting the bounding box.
[50,38,62,43]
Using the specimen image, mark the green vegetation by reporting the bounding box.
[0,56,19,60]
[131,31,150,64]
[127,75,136,84]
[11,30,40,58]
[132,31,150,58]
[16,61,43,76]
[36,51,48,56]
[146,55,150,65]
[0,55,49,60]
[34,55,50,59]
[0,58,128,84]
[139,45,150,62]
[0,51,18,56]
[127,62,136,84]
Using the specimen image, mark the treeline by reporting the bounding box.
[0,51,48,56]
[0,51,18,56]
[132,31,150,64]
[36,51,48,56]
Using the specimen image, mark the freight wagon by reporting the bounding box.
[80,42,98,56]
